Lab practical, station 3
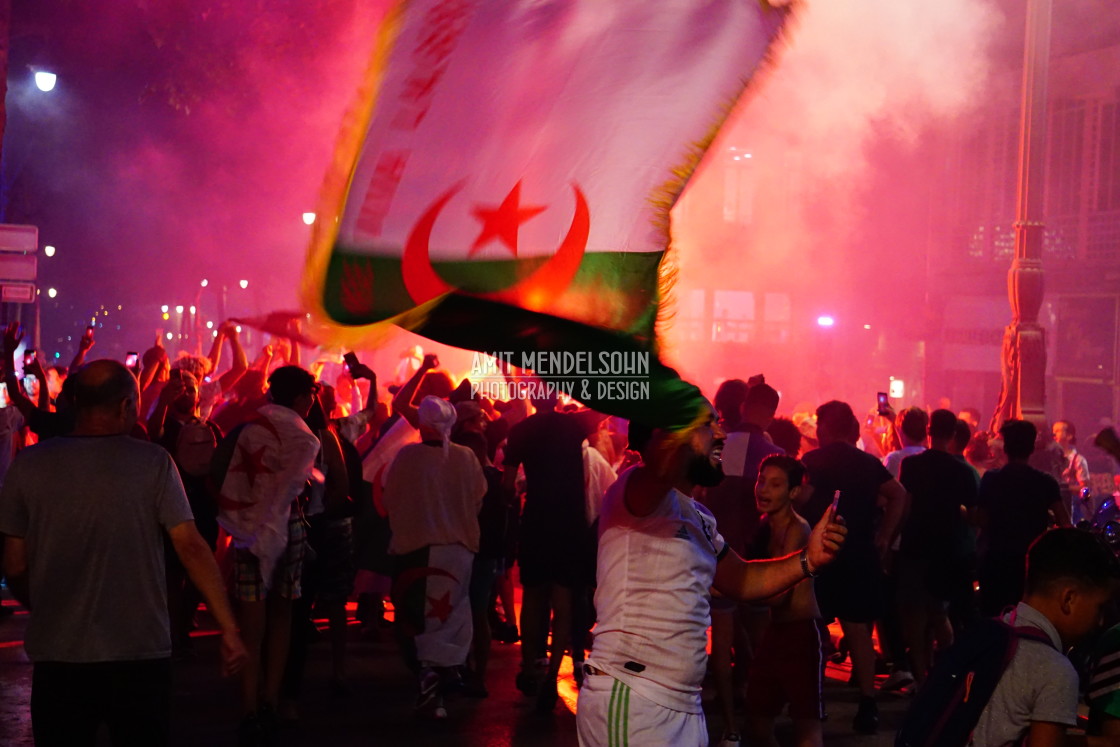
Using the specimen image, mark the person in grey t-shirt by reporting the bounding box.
[969,528,1119,747]
[0,357,248,746]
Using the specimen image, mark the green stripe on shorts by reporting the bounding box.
[607,678,631,747]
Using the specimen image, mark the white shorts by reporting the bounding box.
[576,669,707,747]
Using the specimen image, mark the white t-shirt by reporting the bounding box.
[586,467,727,713]
[381,441,487,556]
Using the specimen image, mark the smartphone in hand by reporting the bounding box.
[876,392,890,417]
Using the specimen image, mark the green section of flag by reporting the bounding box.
[320,250,704,429]
[322,248,664,336]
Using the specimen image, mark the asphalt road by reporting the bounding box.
[0,593,909,746]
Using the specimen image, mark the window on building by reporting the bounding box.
[712,290,755,343]
[1047,99,1087,217]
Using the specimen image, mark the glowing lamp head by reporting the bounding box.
[47,287,57,299]
[816,315,835,328]
[239,279,249,290]
[200,279,209,288]
[189,305,196,314]
[175,305,184,314]
[34,71,57,92]
[302,212,316,226]
[44,245,56,257]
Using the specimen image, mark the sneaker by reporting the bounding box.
[852,696,879,734]
[492,622,520,643]
[416,668,442,712]
[830,636,849,664]
[416,694,448,720]
[718,732,742,746]
[880,669,915,693]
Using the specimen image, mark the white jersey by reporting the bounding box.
[586,467,727,713]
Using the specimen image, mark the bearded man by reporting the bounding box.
[575,404,847,746]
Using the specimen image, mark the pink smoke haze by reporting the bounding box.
[6,0,1119,425]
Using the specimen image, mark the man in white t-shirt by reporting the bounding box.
[576,405,847,746]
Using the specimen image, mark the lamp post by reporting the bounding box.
[991,0,1052,433]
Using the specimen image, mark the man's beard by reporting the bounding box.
[687,453,725,488]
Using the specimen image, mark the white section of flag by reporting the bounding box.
[339,0,785,261]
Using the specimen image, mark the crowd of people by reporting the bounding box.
[2,320,1120,747]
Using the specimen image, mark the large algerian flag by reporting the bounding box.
[303,0,791,430]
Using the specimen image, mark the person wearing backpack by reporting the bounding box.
[149,368,223,655]
[899,528,1120,747]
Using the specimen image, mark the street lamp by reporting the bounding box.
[33,71,57,93]
[992,0,1052,432]
[239,279,249,290]
[44,245,56,257]
[302,212,316,226]
[47,287,57,298]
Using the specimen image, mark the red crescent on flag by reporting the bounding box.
[401,183,589,311]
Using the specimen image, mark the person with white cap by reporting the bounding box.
[381,395,488,718]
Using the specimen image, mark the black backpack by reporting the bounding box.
[896,615,1055,747]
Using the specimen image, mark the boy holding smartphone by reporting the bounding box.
[744,455,825,747]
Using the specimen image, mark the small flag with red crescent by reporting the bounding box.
[302,0,792,429]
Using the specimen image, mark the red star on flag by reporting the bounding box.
[469,181,546,256]
[426,591,454,623]
[228,443,274,489]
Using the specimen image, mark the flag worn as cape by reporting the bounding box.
[303,0,791,430]
[216,404,320,590]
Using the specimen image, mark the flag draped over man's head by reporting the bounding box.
[303,0,791,430]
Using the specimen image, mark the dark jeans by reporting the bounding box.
[31,658,171,747]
